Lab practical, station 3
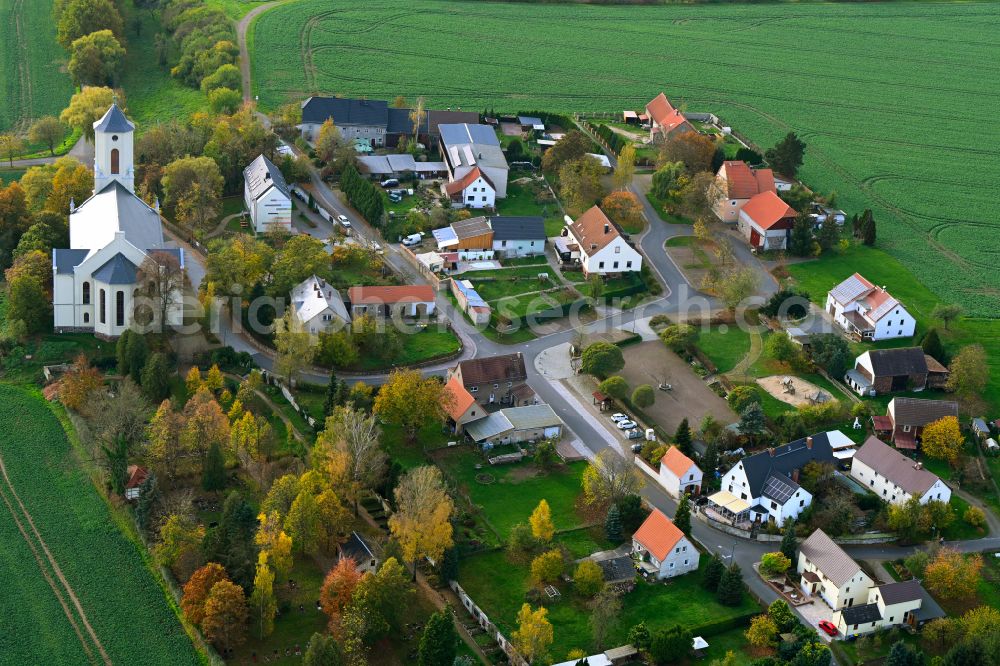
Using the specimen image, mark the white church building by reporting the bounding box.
[52,103,184,338]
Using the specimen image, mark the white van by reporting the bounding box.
[401,233,423,247]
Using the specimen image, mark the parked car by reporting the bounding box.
[337,214,351,227]
[401,233,423,247]
[610,413,629,423]
[380,178,400,188]
[818,621,838,637]
[370,241,383,254]
[625,429,643,440]
[616,420,637,430]
[630,443,643,453]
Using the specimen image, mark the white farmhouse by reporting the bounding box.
[443,167,496,209]
[631,508,698,580]
[797,529,874,611]
[244,154,292,233]
[439,124,508,199]
[564,206,642,276]
[834,579,945,637]
[289,275,349,335]
[657,446,703,499]
[826,273,916,341]
[849,436,951,505]
[52,104,184,338]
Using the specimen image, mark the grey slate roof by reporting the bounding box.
[92,253,137,285]
[244,154,290,201]
[387,107,413,134]
[799,528,862,587]
[738,431,837,497]
[914,586,945,622]
[301,97,388,127]
[889,397,959,427]
[69,181,164,252]
[876,579,923,605]
[465,411,514,442]
[53,248,90,274]
[853,436,943,496]
[93,103,135,133]
[595,556,635,583]
[489,216,546,241]
[503,404,562,430]
[866,348,928,377]
[841,603,882,625]
[340,531,375,564]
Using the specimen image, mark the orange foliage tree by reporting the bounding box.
[319,557,365,636]
[181,562,229,626]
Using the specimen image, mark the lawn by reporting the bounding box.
[457,551,758,655]
[495,179,559,218]
[0,0,73,132]
[0,385,202,664]
[786,243,1000,413]
[697,325,752,375]
[354,327,461,371]
[433,446,590,540]
[251,0,1000,318]
[492,287,580,320]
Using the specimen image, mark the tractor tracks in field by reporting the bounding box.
[0,452,111,666]
[11,0,35,131]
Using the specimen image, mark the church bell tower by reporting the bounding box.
[92,102,136,194]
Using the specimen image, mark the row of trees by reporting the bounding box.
[55,0,127,87]
[161,0,240,108]
[340,161,386,225]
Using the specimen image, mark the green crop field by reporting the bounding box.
[0,385,202,665]
[251,0,1000,315]
[0,0,74,132]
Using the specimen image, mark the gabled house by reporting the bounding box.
[489,216,546,258]
[243,154,292,233]
[563,206,642,276]
[464,404,563,445]
[797,529,874,610]
[849,436,951,505]
[833,579,944,636]
[631,508,698,579]
[885,397,959,450]
[443,374,484,434]
[845,347,949,397]
[339,531,379,574]
[346,285,436,319]
[448,353,531,407]
[432,216,495,260]
[826,273,916,341]
[644,93,695,142]
[714,431,851,525]
[657,446,703,499]
[124,465,149,501]
[443,166,496,209]
[737,191,797,251]
[712,161,776,223]
[439,123,508,199]
[299,97,389,146]
[289,275,350,335]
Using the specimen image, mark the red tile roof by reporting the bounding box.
[660,446,696,479]
[871,415,893,431]
[444,167,492,196]
[125,465,149,490]
[443,374,477,421]
[645,93,690,134]
[720,161,776,199]
[633,508,685,561]
[741,191,797,230]
[347,285,435,305]
[568,206,621,255]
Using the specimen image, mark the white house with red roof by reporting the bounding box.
[124,465,150,501]
[712,160,777,223]
[563,206,642,276]
[737,191,797,251]
[346,285,436,318]
[825,273,916,341]
[442,374,485,434]
[631,508,698,579]
[442,166,496,209]
[644,93,695,142]
[657,446,703,499]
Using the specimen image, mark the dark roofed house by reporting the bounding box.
[848,347,944,396]
[886,397,959,450]
[488,216,546,258]
[834,578,943,636]
[339,531,379,574]
[300,97,390,146]
[595,555,636,584]
[449,353,531,407]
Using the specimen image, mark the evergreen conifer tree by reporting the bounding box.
[202,441,226,491]
[674,494,692,535]
[605,503,623,542]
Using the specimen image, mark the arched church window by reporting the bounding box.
[82,282,90,304]
[111,149,120,175]
[83,312,90,324]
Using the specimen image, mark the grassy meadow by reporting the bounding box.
[251,0,1000,316]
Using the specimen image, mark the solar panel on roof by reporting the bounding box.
[763,475,795,504]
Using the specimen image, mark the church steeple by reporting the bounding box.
[93,102,136,195]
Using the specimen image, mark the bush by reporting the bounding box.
[573,560,604,597]
[530,549,564,585]
[632,384,655,409]
[580,342,624,379]
[598,375,629,400]
[727,385,760,413]
[759,552,792,578]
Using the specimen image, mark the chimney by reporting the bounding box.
[768,448,775,457]
[604,224,610,234]
[791,468,800,483]
[806,436,813,450]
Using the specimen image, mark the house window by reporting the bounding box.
[82,282,90,304]
[770,501,777,509]
[493,383,499,389]
[598,261,605,269]
[99,289,106,324]
[615,246,621,254]
[482,197,486,202]
[887,320,892,327]
[740,493,747,500]
[684,559,689,565]
[799,500,804,507]
[669,562,674,569]
[903,425,911,432]
[675,547,680,553]
[111,149,120,175]
[115,290,125,327]
[613,262,619,269]
[626,261,632,268]
[470,386,477,392]
[83,312,90,324]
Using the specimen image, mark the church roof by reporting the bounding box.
[93,103,135,133]
[70,181,164,253]
[92,253,138,284]
[52,248,90,274]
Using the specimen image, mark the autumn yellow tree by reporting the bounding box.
[512,603,553,664]
[255,511,293,581]
[181,387,230,461]
[59,354,103,411]
[201,580,249,651]
[185,366,203,395]
[204,364,225,393]
[388,465,454,579]
[745,614,778,651]
[613,143,636,190]
[275,309,316,385]
[529,499,555,543]
[924,548,982,601]
[146,399,188,480]
[600,190,645,233]
[530,549,564,585]
[959,605,1000,638]
[284,489,322,555]
[921,416,964,466]
[249,552,277,639]
[60,86,116,141]
[374,369,449,443]
[314,406,386,513]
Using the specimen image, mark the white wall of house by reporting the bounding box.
[245,182,292,233]
[834,587,922,636]
[659,462,703,499]
[297,307,347,335]
[871,306,916,340]
[581,237,642,275]
[721,463,812,524]
[632,535,698,579]
[457,176,496,209]
[798,553,874,610]
[493,239,544,258]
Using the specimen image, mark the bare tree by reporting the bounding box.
[409,96,426,146]
[315,405,386,512]
[582,448,645,507]
[85,378,152,449]
[135,251,186,332]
